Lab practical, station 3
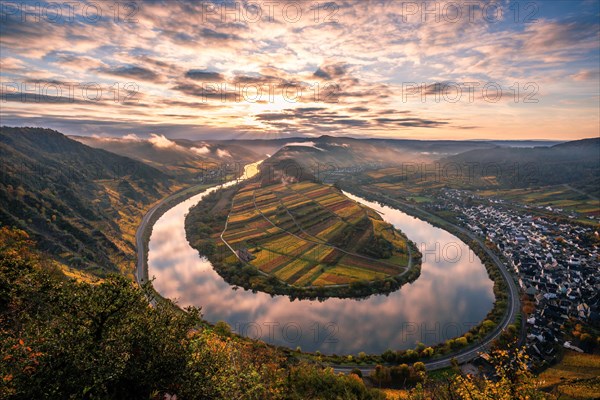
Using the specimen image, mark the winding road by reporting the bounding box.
[134,181,520,372]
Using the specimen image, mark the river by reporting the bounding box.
[148,170,494,355]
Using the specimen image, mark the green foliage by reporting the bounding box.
[360,233,394,259]
[213,320,232,337]
[0,227,386,400]
[289,365,384,400]
[406,345,547,399]
[1,227,201,399]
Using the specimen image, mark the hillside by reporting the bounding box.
[263,135,500,172]
[72,135,265,181]
[0,227,386,400]
[442,138,600,192]
[0,127,171,277]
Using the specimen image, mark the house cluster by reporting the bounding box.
[431,189,599,362]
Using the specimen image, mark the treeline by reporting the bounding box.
[441,138,600,190]
[0,227,386,400]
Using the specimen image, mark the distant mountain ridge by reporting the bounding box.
[71,135,265,181]
[441,137,599,191]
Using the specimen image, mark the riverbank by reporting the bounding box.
[135,181,226,288]
[138,172,508,368]
[327,183,521,368]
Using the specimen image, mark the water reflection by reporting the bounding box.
[149,181,494,355]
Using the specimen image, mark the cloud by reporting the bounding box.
[54,54,107,71]
[216,149,231,158]
[572,70,600,81]
[284,141,325,151]
[374,117,448,128]
[185,70,225,81]
[90,133,143,142]
[348,106,369,112]
[172,83,238,101]
[0,57,27,71]
[1,0,598,140]
[148,133,177,148]
[123,133,143,141]
[97,66,160,82]
[314,63,349,80]
[191,146,211,155]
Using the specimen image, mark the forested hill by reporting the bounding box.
[0,127,171,278]
[442,137,600,193]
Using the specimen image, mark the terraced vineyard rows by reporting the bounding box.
[220,181,412,287]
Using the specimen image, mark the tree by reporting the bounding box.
[406,344,546,399]
[214,320,232,337]
[370,365,391,389]
[390,364,410,382]
[413,362,426,373]
[382,349,396,362]
[421,347,434,358]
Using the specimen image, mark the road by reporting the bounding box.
[330,189,521,373]
[135,183,213,292]
[135,182,520,373]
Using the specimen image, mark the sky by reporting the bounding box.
[1,0,599,140]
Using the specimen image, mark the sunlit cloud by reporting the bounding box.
[0,0,598,140]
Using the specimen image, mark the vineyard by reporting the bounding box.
[219,181,412,287]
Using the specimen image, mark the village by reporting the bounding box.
[425,189,600,364]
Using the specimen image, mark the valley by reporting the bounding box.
[2,2,599,397]
[1,128,598,399]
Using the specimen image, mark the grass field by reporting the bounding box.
[478,185,600,218]
[365,166,599,219]
[537,351,600,399]
[220,181,413,287]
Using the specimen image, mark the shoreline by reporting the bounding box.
[134,175,520,372]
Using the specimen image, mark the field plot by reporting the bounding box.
[221,181,413,287]
[478,185,600,217]
[537,351,600,399]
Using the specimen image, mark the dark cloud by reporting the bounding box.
[185,70,225,81]
[172,83,238,101]
[1,93,89,104]
[374,117,448,128]
[336,119,369,126]
[169,27,242,43]
[313,63,349,80]
[201,28,241,40]
[377,109,410,115]
[232,74,280,85]
[97,65,160,82]
[255,108,370,129]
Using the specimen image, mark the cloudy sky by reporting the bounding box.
[1,0,598,140]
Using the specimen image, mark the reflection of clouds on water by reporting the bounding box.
[149,186,494,354]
